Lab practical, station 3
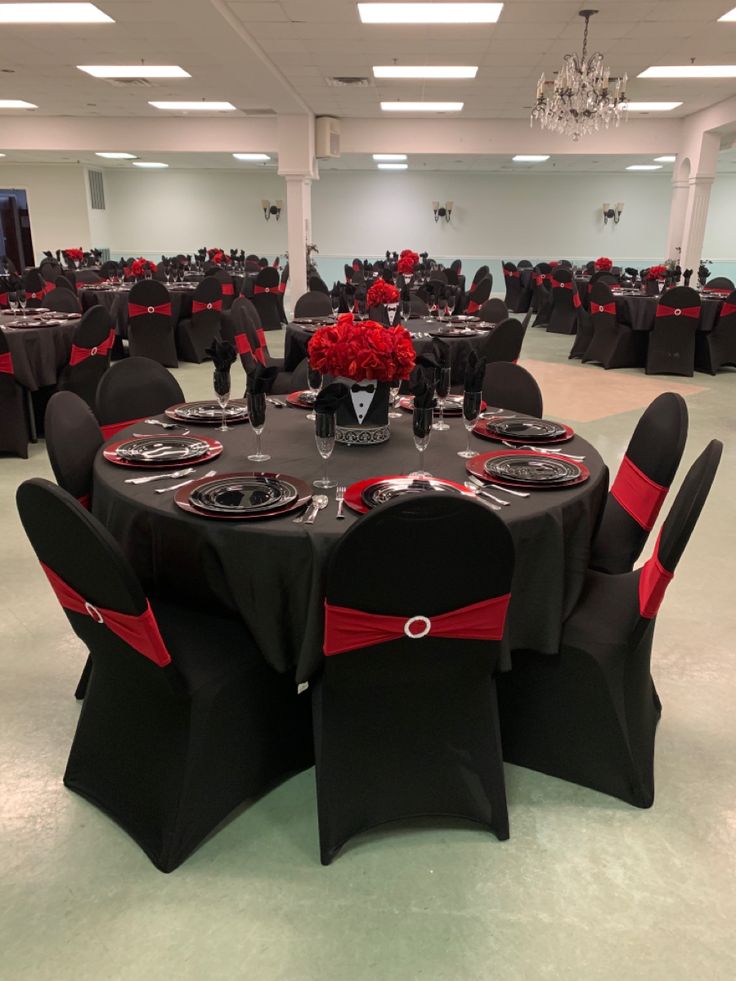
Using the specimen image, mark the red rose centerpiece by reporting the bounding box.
[595,256,613,272]
[308,312,415,444]
[366,277,401,326]
[397,249,419,276]
[207,248,231,265]
[128,257,156,279]
[63,248,84,265]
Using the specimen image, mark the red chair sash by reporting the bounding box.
[234,332,253,356]
[0,291,9,307]
[128,301,172,318]
[466,300,480,314]
[77,494,91,510]
[221,283,235,296]
[638,535,674,619]
[720,302,736,318]
[550,280,581,308]
[323,594,511,657]
[591,302,616,315]
[253,284,285,295]
[0,351,14,375]
[69,328,115,366]
[254,328,267,366]
[100,417,147,440]
[26,284,52,300]
[40,562,172,667]
[611,454,668,531]
[655,304,700,319]
[192,299,223,314]
[504,270,520,278]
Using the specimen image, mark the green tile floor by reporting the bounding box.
[1,328,734,981]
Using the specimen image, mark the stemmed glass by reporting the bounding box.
[410,406,433,477]
[246,391,270,462]
[305,368,321,421]
[331,294,340,319]
[402,296,412,323]
[437,297,448,320]
[314,410,337,489]
[388,376,402,419]
[213,369,231,432]
[458,391,482,458]
[8,292,19,317]
[17,291,27,317]
[433,366,451,431]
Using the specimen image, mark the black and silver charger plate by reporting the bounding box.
[176,472,312,521]
[166,399,249,424]
[115,435,210,463]
[359,476,473,510]
[468,450,589,489]
[477,418,573,444]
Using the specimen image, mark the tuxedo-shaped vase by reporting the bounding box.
[334,377,390,446]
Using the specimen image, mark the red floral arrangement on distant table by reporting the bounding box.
[207,248,231,265]
[127,257,156,278]
[366,278,400,308]
[308,313,415,383]
[549,260,560,269]
[595,256,613,272]
[63,248,84,263]
[397,249,419,275]
[646,264,667,281]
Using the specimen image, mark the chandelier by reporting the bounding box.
[531,9,627,142]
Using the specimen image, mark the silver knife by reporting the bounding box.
[155,470,217,493]
[125,468,195,485]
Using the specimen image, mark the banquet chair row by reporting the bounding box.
[0,327,31,457]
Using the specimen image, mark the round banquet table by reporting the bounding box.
[81,285,197,337]
[614,292,724,332]
[0,315,77,390]
[284,319,494,378]
[92,407,608,684]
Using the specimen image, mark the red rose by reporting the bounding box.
[366,278,400,308]
[595,256,613,272]
[308,318,415,382]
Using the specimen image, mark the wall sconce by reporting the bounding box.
[602,201,624,225]
[432,200,453,223]
[262,199,282,221]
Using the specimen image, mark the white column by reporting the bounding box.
[284,174,312,300]
[664,177,689,265]
[680,176,714,276]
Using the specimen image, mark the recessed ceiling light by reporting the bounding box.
[96,152,136,159]
[373,153,407,161]
[654,155,676,163]
[638,65,736,78]
[377,163,408,170]
[373,65,478,79]
[232,153,270,161]
[148,101,237,111]
[79,65,190,78]
[623,102,682,111]
[0,99,37,109]
[0,3,113,23]
[359,4,503,24]
[626,164,662,171]
[132,161,168,169]
[381,101,463,112]
[0,153,6,157]
[719,7,736,20]
[512,154,550,162]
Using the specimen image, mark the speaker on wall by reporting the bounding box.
[316,116,341,159]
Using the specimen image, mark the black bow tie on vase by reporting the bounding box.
[351,383,376,395]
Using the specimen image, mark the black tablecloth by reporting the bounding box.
[1,319,76,390]
[92,408,608,683]
[284,319,493,379]
[81,287,196,337]
[615,294,723,332]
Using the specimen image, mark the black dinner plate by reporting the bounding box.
[359,476,473,510]
[484,453,582,484]
[166,400,249,424]
[482,418,571,442]
[115,435,211,463]
[190,475,298,514]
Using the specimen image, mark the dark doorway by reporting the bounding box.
[0,189,34,271]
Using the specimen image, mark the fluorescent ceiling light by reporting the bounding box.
[96,151,136,159]
[513,154,550,162]
[232,153,270,161]
[359,4,503,24]
[79,65,190,79]
[373,65,478,79]
[0,3,113,23]
[638,65,736,78]
[373,153,407,161]
[132,161,168,169]
[148,101,237,111]
[654,155,676,163]
[0,99,37,109]
[718,7,736,20]
[377,163,408,170]
[0,153,6,158]
[623,102,682,111]
[626,164,662,171]
[381,101,463,112]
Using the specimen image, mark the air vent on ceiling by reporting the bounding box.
[103,77,154,88]
[241,108,276,116]
[88,169,106,210]
[326,76,371,88]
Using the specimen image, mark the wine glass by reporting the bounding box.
[18,291,27,317]
[8,291,18,316]
[438,297,448,320]
[314,410,337,489]
[213,369,231,432]
[458,390,482,458]
[388,377,402,419]
[246,391,270,462]
[331,294,340,318]
[305,368,321,421]
[433,366,451,431]
[409,406,433,478]
[402,296,412,323]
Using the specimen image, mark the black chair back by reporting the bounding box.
[57,305,115,409]
[502,262,522,311]
[213,269,236,309]
[44,391,103,504]
[127,280,177,367]
[478,298,508,324]
[100,260,119,280]
[24,268,47,307]
[252,267,283,330]
[55,275,75,292]
[96,357,184,433]
[480,318,524,363]
[309,276,329,294]
[75,269,102,285]
[703,277,734,292]
[294,291,333,318]
[471,265,490,288]
[175,276,223,363]
[547,267,580,334]
[481,362,543,417]
[466,276,491,313]
[45,287,82,313]
[647,286,700,377]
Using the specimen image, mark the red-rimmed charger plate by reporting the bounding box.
[174,471,312,521]
[344,474,475,515]
[165,399,249,425]
[103,434,223,469]
[286,390,318,409]
[466,449,590,490]
[472,417,574,445]
[399,395,488,417]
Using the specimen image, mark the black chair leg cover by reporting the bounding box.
[74,654,92,700]
[568,311,593,359]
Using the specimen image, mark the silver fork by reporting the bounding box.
[155,469,216,493]
[335,485,346,519]
[501,440,585,461]
[145,418,179,429]
[467,475,530,499]
[125,468,195,485]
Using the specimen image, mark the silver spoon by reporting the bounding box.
[305,494,329,524]
[463,483,501,510]
[464,483,510,506]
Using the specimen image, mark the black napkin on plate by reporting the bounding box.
[432,338,450,368]
[206,339,237,371]
[314,382,349,415]
[246,363,279,394]
[411,370,437,409]
[683,268,693,287]
[463,350,486,392]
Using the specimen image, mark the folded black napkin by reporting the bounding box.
[683,269,693,287]
[411,370,437,410]
[432,338,451,369]
[463,350,486,392]
[246,363,279,394]
[206,339,237,371]
[315,382,349,415]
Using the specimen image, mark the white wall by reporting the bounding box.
[0,164,90,260]
[703,175,736,261]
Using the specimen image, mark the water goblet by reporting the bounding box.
[305,368,321,421]
[458,390,482,458]
[213,369,231,432]
[410,406,433,478]
[314,411,337,489]
[433,366,451,431]
[18,292,27,317]
[402,296,412,323]
[8,291,19,316]
[388,377,402,419]
[246,391,270,462]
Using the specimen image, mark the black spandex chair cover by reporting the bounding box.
[478,298,508,324]
[582,282,646,369]
[481,362,543,417]
[498,440,722,808]
[45,287,82,313]
[16,478,313,872]
[589,393,688,574]
[252,267,283,331]
[175,277,223,364]
[309,276,330,294]
[45,391,103,508]
[96,357,184,438]
[568,308,594,360]
[546,267,580,335]
[24,269,49,308]
[703,276,734,291]
[502,262,523,312]
[57,305,115,410]
[213,269,236,311]
[466,276,491,315]
[695,290,736,374]
[646,286,701,377]
[531,263,553,319]
[127,280,177,368]
[294,291,333,318]
[480,319,524,364]
[0,327,30,457]
[54,275,76,292]
[313,495,515,863]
